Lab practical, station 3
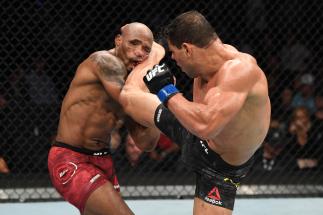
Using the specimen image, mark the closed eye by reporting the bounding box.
[129,40,141,45]
[143,46,151,53]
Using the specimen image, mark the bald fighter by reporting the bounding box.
[121,11,271,215]
[48,23,165,215]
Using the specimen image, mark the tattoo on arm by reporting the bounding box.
[89,52,127,86]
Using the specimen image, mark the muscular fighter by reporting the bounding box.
[121,11,271,215]
[48,22,164,215]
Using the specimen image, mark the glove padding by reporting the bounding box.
[143,63,179,105]
[143,64,174,94]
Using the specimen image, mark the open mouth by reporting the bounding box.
[128,60,141,70]
[132,60,141,66]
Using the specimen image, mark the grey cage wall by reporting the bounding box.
[1,0,323,201]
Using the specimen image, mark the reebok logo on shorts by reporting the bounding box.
[204,186,223,206]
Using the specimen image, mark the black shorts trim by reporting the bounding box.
[52,141,111,156]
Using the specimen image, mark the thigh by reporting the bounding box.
[84,181,134,215]
[48,147,123,214]
[50,159,108,212]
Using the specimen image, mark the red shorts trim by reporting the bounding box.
[48,146,120,213]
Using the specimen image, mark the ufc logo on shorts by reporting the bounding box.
[145,64,166,81]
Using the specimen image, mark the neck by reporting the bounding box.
[108,48,117,57]
[197,40,230,82]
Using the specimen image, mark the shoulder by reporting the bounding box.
[87,51,127,77]
[89,51,123,66]
[217,55,263,91]
[220,58,257,81]
[224,54,258,74]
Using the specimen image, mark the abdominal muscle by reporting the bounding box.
[207,101,270,166]
[56,88,121,151]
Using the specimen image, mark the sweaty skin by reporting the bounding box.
[122,11,270,215]
[56,51,125,150]
[123,39,270,166]
[123,38,270,215]
[56,23,162,152]
[167,39,271,166]
[53,23,165,215]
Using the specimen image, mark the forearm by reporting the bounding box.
[127,121,160,151]
[167,94,218,139]
[120,86,161,127]
[142,63,215,139]
[120,42,165,127]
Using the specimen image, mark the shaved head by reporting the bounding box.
[120,22,153,40]
[115,22,154,71]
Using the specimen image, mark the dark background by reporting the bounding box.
[1,0,323,200]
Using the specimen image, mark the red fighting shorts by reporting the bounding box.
[48,142,120,213]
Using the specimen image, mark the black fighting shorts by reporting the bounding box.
[154,104,254,210]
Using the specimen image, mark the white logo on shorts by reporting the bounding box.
[59,169,69,178]
[61,162,78,185]
[90,174,101,183]
[113,184,120,190]
[204,196,223,206]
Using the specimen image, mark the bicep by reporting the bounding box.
[90,52,127,87]
[201,71,251,137]
[120,85,160,127]
[206,87,247,126]
[88,52,128,101]
[206,63,256,124]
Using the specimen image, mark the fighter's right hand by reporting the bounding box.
[143,63,179,106]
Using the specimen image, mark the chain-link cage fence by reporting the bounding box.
[1,0,323,202]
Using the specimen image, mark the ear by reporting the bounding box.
[115,34,122,47]
[182,43,192,57]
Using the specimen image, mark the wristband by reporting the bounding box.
[157,84,179,104]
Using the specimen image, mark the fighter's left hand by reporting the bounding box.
[143,63,179,106]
